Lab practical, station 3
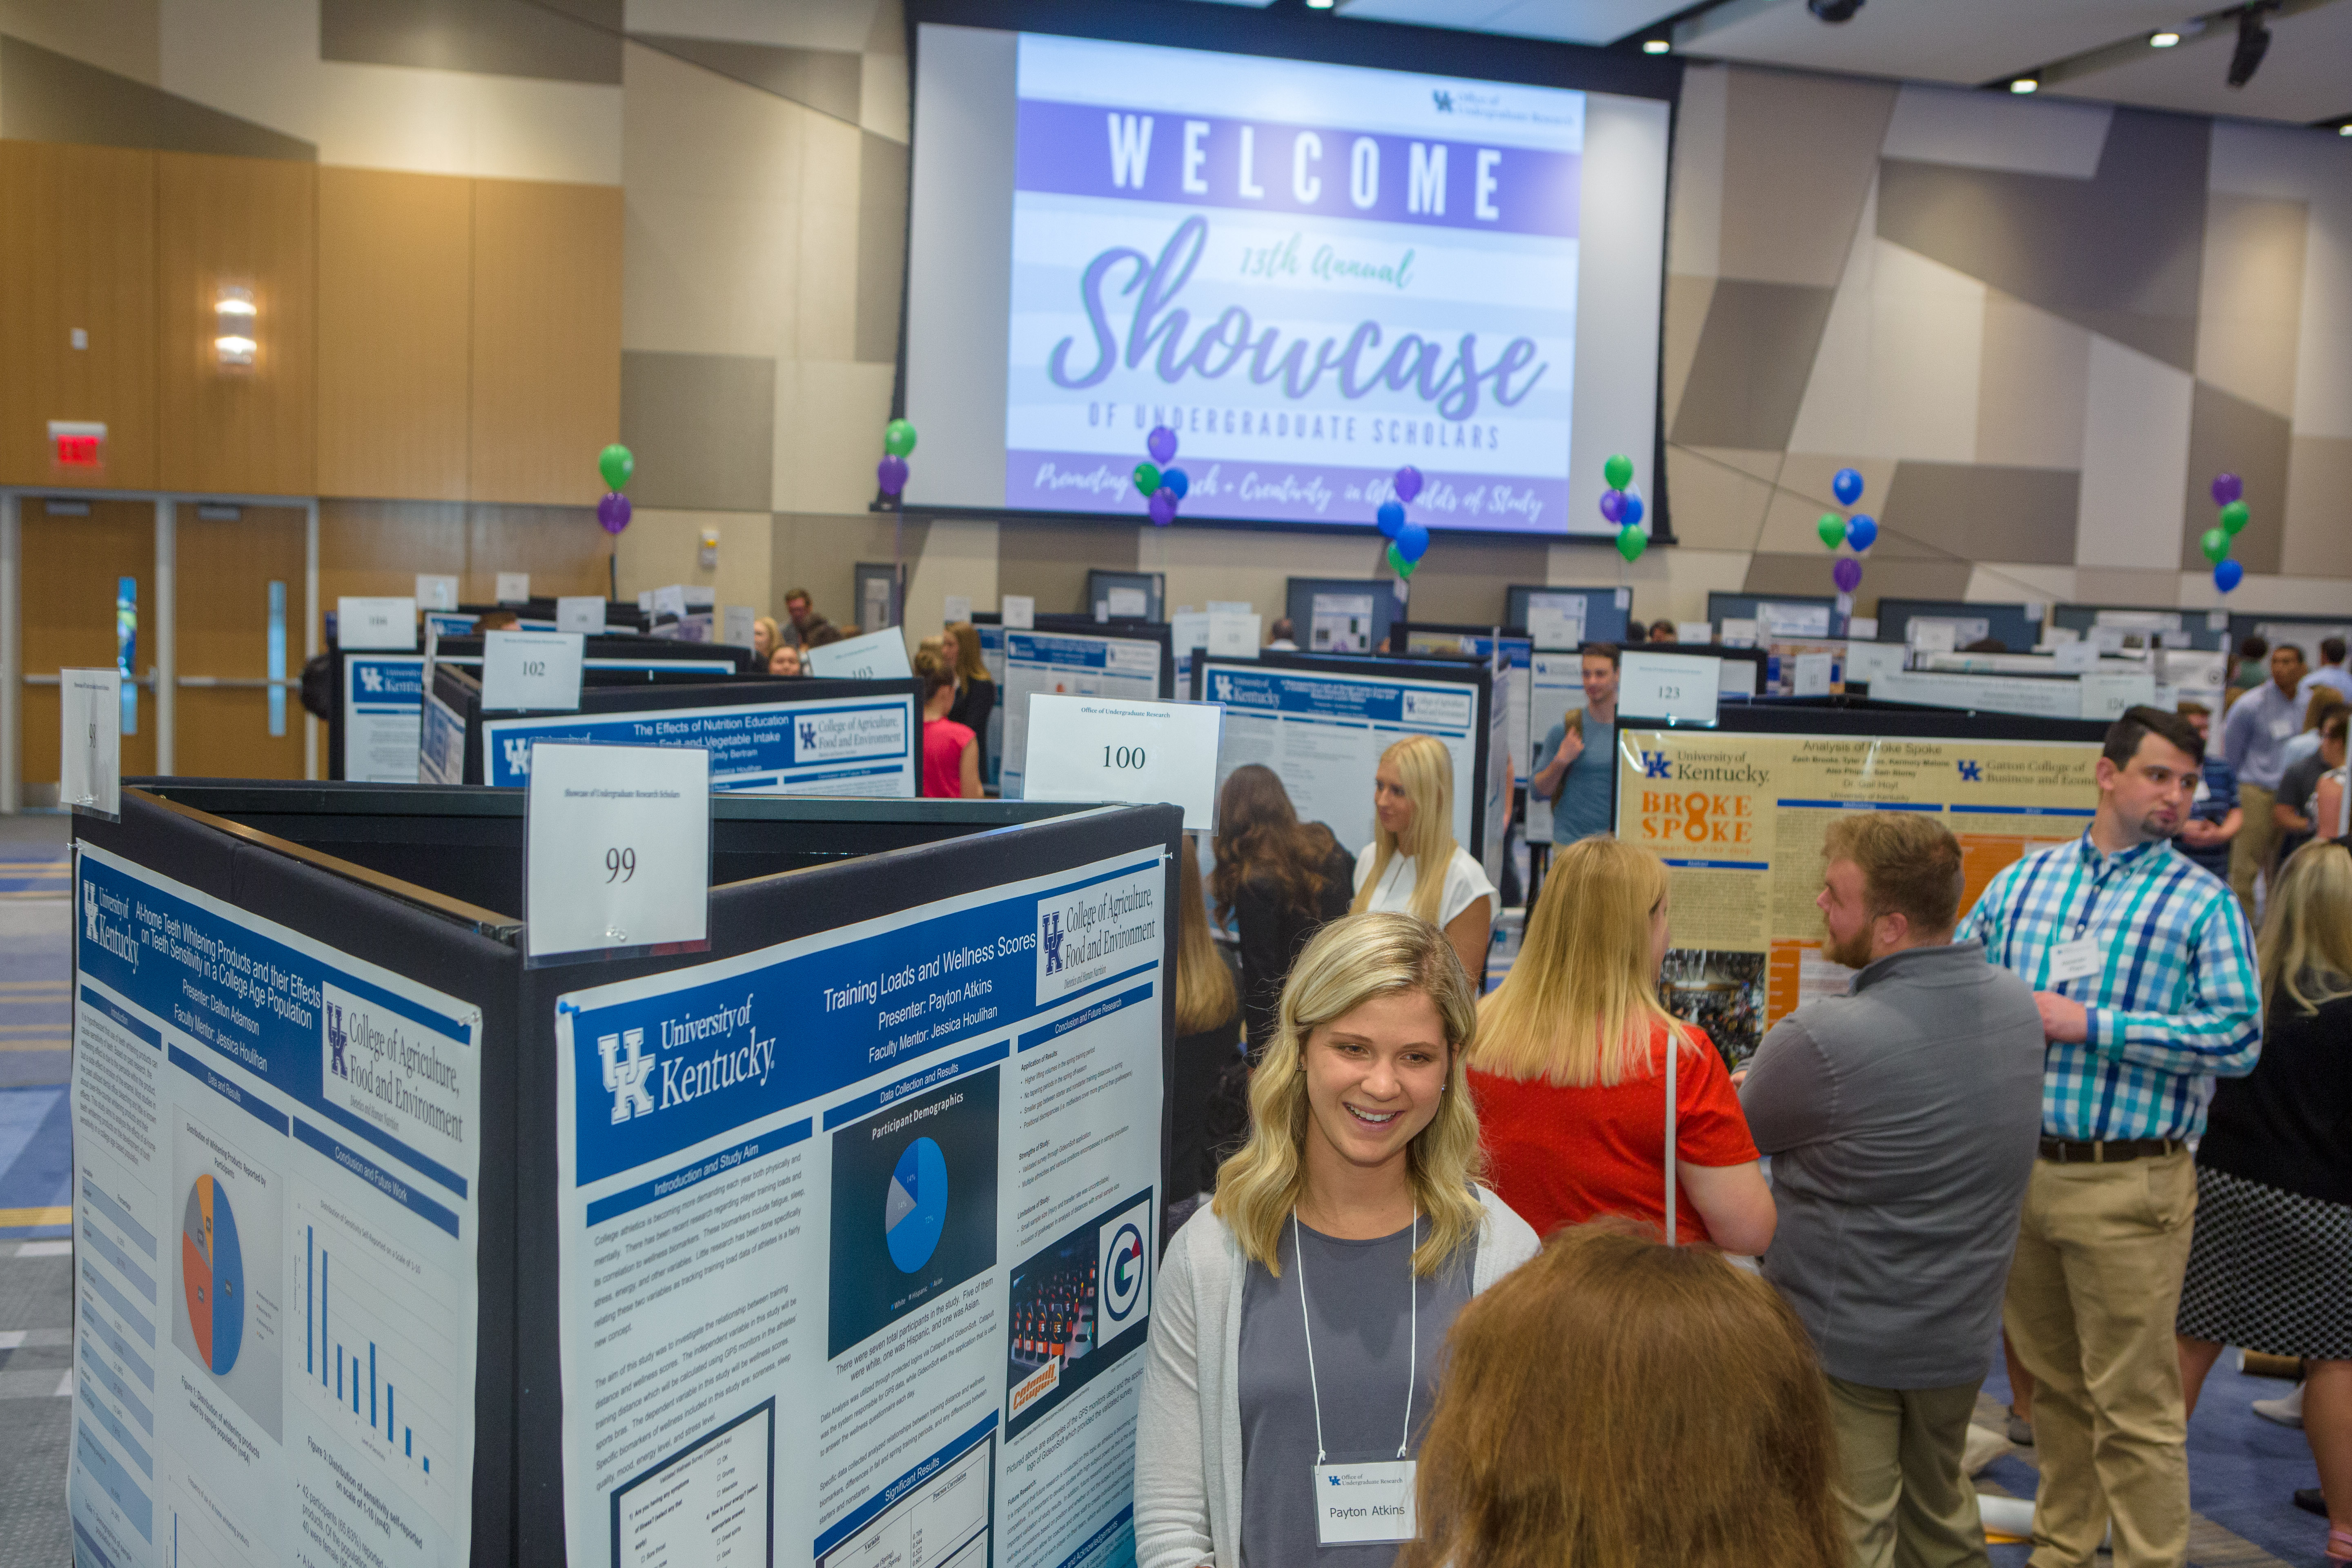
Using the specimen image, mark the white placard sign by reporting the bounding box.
[1106,586,1148,617]
[1002,594,1035,629]
[2053,640,2099,673]
[1206,610,1261,657]
[2078,669,2157,721]
[1023,694,1223,829]
[497,572,531,604]
[1618,650,1720,724]
[943,594,972,625]
[1676,621,1712,644]
[1849,617,1878,640]
[337,595,417,650]
[525,742,710,961]
[481,629,586,711]
[1758,601,1833,639]
[557,595,605,634]
[804,626,914,681]
[1207,600,1252,614]
[722,605,756,649]
[1525,594,1587,651]
[414,573,459,610]
[1909,621,1958,656]
[1791,652,1834,697]
[1170,610,1210,652]
[1719,617,1758,648]
[1843,640,1908,688]
[60,667,122,817]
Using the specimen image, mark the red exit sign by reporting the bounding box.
[47,420,105,469]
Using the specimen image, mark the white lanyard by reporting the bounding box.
[1292,1208,1418,1462]
[1664,1031,1678,1247]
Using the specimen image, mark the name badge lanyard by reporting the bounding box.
[1296,1210,1422,1546]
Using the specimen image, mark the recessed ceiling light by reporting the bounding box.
[1642,38,1670,53]
[2150,30,2181,47]
[1305,0,1335,9]
[2341,122,2352,136]
[2010,77,2039,94]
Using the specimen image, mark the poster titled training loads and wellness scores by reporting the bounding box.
[1007,34,1581,530]
[1616,731,2102,1065]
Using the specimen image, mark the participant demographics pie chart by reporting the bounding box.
[180,1174,245,1375]
[884,1137,948,1273]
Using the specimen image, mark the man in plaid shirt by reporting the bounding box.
[1958,706,2261,1568]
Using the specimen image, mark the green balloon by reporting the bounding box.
[883,419,918,458]
[1603,453,1634,491]
[598,443,634,490]
[1133,461,1161,497]
[2200,526,2230,565]
[1387,543,1418,579]
[1817,512,1846,549]
[1616,524,1647,563]
[2218,499,2249,535]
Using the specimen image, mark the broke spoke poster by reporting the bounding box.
[1616,730,2099,1064]
[554,848,1167,1568]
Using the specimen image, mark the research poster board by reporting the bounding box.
[478,694,918,795]
[1616,725,2100,1066]
[1403,627,1533,786]
[1202,654,1491,873]
[550,843,1168,1568]
[998,629,1169,800]
[69,843,483,1568]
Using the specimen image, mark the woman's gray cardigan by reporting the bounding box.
[1133,1189,1540,1568]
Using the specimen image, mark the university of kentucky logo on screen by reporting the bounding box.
[1004,33,1583,532]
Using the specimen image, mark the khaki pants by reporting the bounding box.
[1826,1376,1989,1568]
[2003,1150,2198,1568]
[2228,783,2278,922]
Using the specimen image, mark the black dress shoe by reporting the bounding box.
[2295,1487,2326,1517]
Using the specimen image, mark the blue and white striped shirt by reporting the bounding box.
[1956,833,2260,1141]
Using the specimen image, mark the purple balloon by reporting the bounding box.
[1833,557,1862,594]
[876,455,909,496]
[597,491,631,534]
[1148,425,1178,465]
[1148,486,1178,526]
[1393,465,1424,503]
[1599,488,1626,523]
[2210,472,2243,506]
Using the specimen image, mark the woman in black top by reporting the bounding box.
[2175,837,2352,1561]
[942,621,996,739]
[1210,765,1354,1058]
[1168,839,1241,1206]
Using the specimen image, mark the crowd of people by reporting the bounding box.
[1147,697,2347,1568]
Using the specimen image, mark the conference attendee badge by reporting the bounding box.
[59,668,122,820]
[1022,693,1223,830]
[2047,936,2104,984]
[480,630,585,711]
[1313,1460,1417,1545]
[523,742,710,965]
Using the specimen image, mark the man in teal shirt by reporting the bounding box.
[1530,642,1619,846]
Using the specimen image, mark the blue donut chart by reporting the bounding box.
[884,1136,949,1273]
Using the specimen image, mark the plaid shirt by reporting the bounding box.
[1956,832,2260,1141]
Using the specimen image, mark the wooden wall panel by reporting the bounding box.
[175,505,306,779]
[157,151,316,496]
[317,167,472,501]
[469,178,621,505]
[18,502,158,784]
[464,505,612,602]
[0,141,158,488]
[317,499,466,647]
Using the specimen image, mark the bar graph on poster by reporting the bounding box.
[291,1199,457,1494]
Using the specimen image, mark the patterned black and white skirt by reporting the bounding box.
[2175,1163,2352,1360]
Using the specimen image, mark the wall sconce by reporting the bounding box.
[215,284,256,368]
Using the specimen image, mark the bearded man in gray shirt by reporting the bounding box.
[1741,812,2045,1568]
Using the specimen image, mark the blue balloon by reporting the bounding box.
[1845,513,1878,552]
[1620,494,1644,529]
[1376,500,1405,538]
[1396,521,1430,562]
[1832,467,1864,506]
[1162,466,1189,501]
[2213,558,2243,593]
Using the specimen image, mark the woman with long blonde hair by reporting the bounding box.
[1403,1221,1845,1568]
[2175,838,2352,1562]
[1168,838,1242,1200]
[1470,836,1775,1252]
[1136,913,1539,1568]
[1352,734,1496,982]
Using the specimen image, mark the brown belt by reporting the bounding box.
[2038,1136,2184,1164]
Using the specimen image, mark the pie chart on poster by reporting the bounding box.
[884,1137,948,1273]
[180,1173,245,1376]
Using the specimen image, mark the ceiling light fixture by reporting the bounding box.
[2227,3,2275,88]
[2010,77,2039,94]
[2150,30,2181,47]
[1807,0,1864,20]
[1642,37,1670,53]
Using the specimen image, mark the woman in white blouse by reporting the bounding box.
[1353,734,1497,983]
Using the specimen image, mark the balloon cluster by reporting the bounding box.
[597,444,635,535]
[1375,466,1428,576]
[1816,466,1876,593]
[1134,426,1190,525]
[1598,453,1647,560]
[876,419,918,500]
[2201,473,2249,593]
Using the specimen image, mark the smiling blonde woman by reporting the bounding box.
[1352,733,1496,982]
[1136,912,1538,1568]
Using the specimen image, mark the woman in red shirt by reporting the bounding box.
[916,647,980,798]
[1469,837,1775,1252]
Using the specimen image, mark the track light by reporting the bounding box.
[1807,0,1864,20]
[2009,77,2039,94]
[2227,4,2274,88]
[1642,37,1670,53]
[2150,30,2180,47]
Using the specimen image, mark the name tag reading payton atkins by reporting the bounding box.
[1314,1460,1417,1544]
[524,742,711,963]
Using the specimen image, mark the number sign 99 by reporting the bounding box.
[606,847,635,883]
